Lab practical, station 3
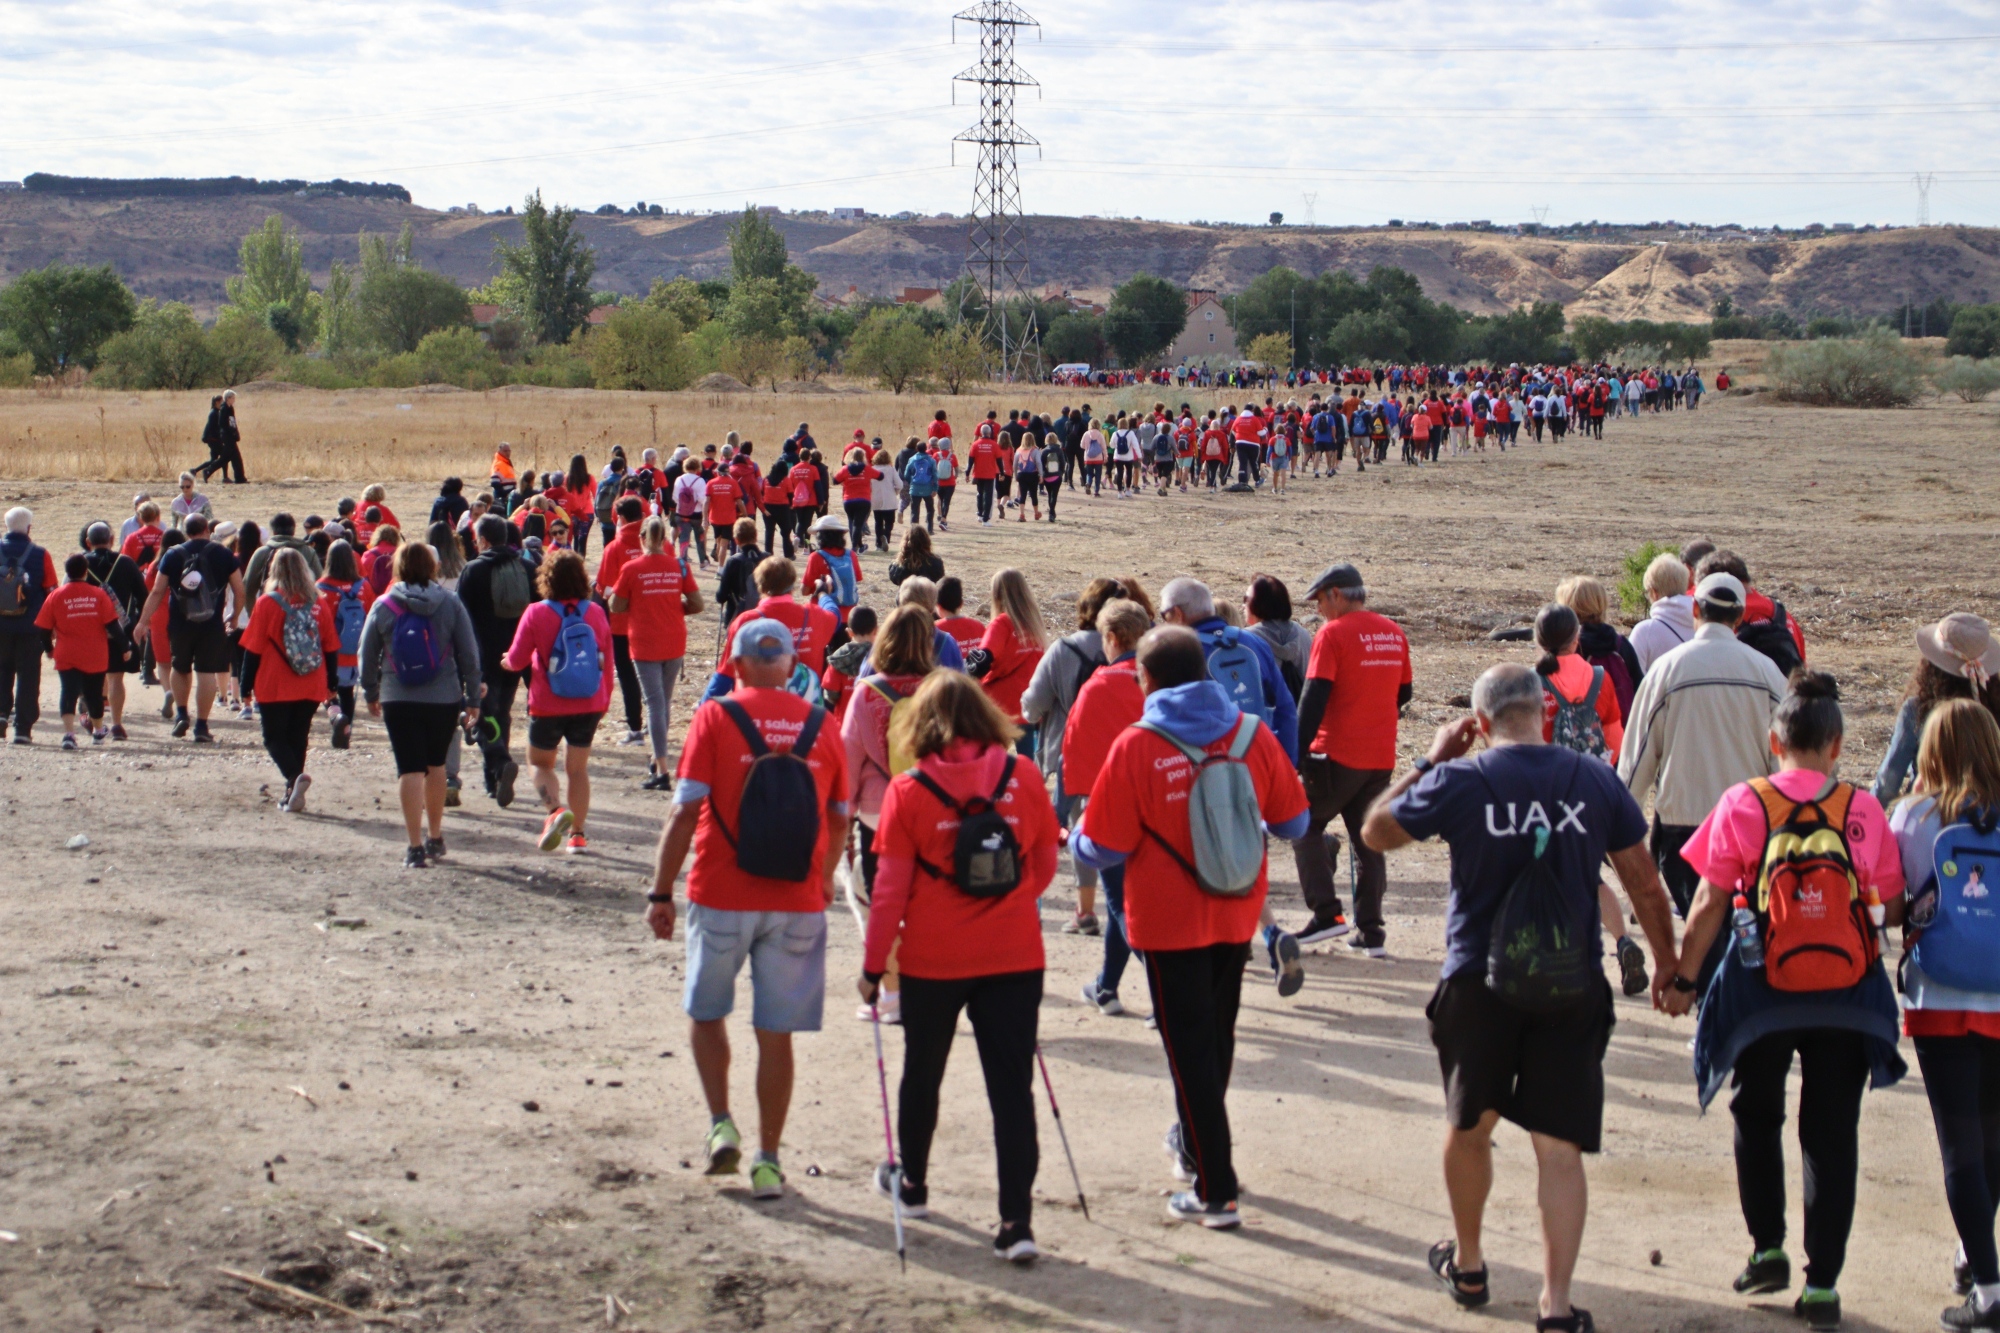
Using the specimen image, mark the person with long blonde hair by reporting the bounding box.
[974,569,1047,746]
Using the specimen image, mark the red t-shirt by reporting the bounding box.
[1231,413,1266,446]
[240,593,338,703]
[926,420,953,442]
[724,595,839,677]
[34,580,120,673]
[977,613,1042,723]
[1082,715,1307,951]
[1060,658,1143,794]
[968,439,1000,481]
[594,521,644,635]
[316,577,375,669]
[121,525,166,564]
[838,465,880,504]
[936,615,986,657]
[502,598,615,717]
[704,476,740,527]
[865,743,1058,979]
[612,553,693,661]
[678,688,849,914]
[1306,610,1411,769]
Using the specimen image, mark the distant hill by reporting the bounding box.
[1,189,1994,323]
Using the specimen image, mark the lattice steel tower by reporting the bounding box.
[953,1,1041,380]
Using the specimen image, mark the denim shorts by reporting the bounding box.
[682,904,827,1032]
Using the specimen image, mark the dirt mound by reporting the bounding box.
[775,379,841,394]
[693,373,751,393]
[410,383,467,393]
[231,380,309,393]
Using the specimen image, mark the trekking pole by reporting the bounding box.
[870,1003,907,1271]
[1034,1046,1090,1220]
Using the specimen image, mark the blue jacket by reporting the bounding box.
[1192,616,1298,762]
[1074,680,1309,867]
[1691,946,1905,1110]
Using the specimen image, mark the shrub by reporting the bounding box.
[207,310,285,385]
[1766,328,1926,407]
[1946,305,2000,360]
[94,301,218,389]
[512,340,594,388]
[1618,540,1677,619]
[1934,356,2000,404]
[0,352,32,387]
[589,305,693,391]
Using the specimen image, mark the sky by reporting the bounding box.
[1,0,1996,228]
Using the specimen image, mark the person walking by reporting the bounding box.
[609,516,702,790]
[1063,598,1151,1014]
[1661,672,1906,1331]
[1628,552,1695,675]
[1618,572,1790,924]
[502,550,613,854]
[713,518,765,627]
[594,496,650,748]
[33,553,121,749]
[0,507,60,744]
[973,569,1047,743]
[133,514,245,744]
[358,541,482,867]
[1872,612,2000,804]
[1286,562,1409,953]
[237,548,339,811]
[456,515,531,804]
[82,522,146,740]
[1242,574,1309,702]
[646,618,850,1200]
[857,670,1060,1263]
[316,540,374,752]
[1073,625,1309,1228]
[1360,662,1677,1332]
[1020,577,1121,935]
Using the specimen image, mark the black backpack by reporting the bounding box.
[710,698,826,883]
[1483,752,1599,1013]
[1738,601,1803,679]
[0,544,36,619]
[909,757,1023,899]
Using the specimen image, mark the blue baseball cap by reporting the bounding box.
[731,617,796,662]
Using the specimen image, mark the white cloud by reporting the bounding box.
[0,0,1993,226]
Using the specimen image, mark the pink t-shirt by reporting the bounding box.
[503,598,615,717]
[1680,769,1905,902]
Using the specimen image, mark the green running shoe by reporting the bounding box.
[703,1118,741,1176]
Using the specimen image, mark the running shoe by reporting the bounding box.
[1081,981,1124,1017]
[172,712,191,738]
[238,704,256,722]
[1617,935,1649,996]
[749,1155,783,1200]
[1957,1251,1976,1298]
[161,695,176,720]
[1061,912,1100,937]
[1346,930,1388,959]
[424,835,447,860]
[1795,1289,1841,1331]
[331,716,352,749]
[283,774,312,814]
[703,1117,742,1175]
[61,734,77,751]
[110,725,127,741]
[1297,909,1350,944]
[92,727,108,743]
[1941,1296,2000,1331]
[495,758,519,808]
[402,845,428,869]
[538,806,574,851]
[993,1221,1039,1264]
[857,991,902,1024]
[1163,1124,1197,1184]
[9,732,28,745]
[443,779,461,808]
[642,772,673,791]
[616,730,645,746]
[1266,926,1305,996]
[192,721,214,744]
[1734,1248,1791,1295]
[565,834,588,855]
[873,1161,930,1219]
[1165,1192,1239,1228]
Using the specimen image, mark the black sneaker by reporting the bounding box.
[1942,1296,2000,1331]
[192,721,214,744]
[872,1161,930,1219]
[1734,1248,1791,1295]
[1346,929,1387,958]
[1958,1254,1977,1298]
[403,845,428,870]
[172,712,191,739]
[332,716,352,749]
[1795,1289,1840,1331]
[993,1220,1039,1264]
[1617,935,1649,996]
[424,836,447,861]
[495,759,519,809]
[1297,909,1350,945]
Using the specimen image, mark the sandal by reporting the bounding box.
[1536,1310,1594,1333]
[1428,1239,1490,1309]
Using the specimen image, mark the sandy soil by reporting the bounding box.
[3,389,1998,1332]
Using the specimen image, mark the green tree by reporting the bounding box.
[728,205,789,283]
[1043,312,1105,366]
[930,323,989,393]
[846,308,931,393]
[1946,305,2000,360]
[722,275,797,344]
[1103,273,1187,368]
[94,301,217,389]
[225,215,319,348]
[1244,331,1292,369]
[1463,301,1565,365]
[354,225,470,354]
[207,313,285,385]
[0,263,139,373]
[494,191,597,346]
[320,261,357,355]
[642,277,713,331]
[1569,315,1623,363]
[1326,309,1409,363]
[589,305,694,391]
[377,327,506,389]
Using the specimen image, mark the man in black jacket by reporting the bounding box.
[83,523,147,740]
[457,516,528,806]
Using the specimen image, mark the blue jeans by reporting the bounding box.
[1093,864,1132,998]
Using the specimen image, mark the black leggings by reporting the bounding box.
[898,969,1042,1225]
[1144,941,1248,1205]
[1729,1028,1870,1289]
[57,668,106,722]
[763,505,794,559]
[1917,1034,2000,1285]
[258,698,318,781]
[936,487,954,524]
[1042,479,1061,520]
[611,635,643,732]
[873,509,894,549]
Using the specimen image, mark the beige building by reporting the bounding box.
[1165,291,1235,370]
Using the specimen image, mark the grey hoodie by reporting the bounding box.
[358,580,482,707]
[1019,629,1105,779]
[1629,593,1696,675]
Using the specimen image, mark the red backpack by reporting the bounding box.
[1750,776,1877,992]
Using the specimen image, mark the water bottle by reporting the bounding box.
[1732,893,1764,968]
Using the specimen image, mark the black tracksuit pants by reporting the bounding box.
[1144,941,1249,1205]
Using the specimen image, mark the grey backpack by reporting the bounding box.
[1134,714,1266,897]
[1542,667,1607,759]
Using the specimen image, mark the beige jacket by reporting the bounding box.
[1617,622,1789,826]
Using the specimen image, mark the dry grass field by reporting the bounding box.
[1,382,1997,1332]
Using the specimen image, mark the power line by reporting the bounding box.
[1042,96,2000,124]
[1037,31,2000,56]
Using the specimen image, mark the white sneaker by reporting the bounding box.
[616,730,645,746]
[282,773,311,814]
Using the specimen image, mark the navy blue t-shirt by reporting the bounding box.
[1390,743,1648,980]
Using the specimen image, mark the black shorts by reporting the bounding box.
[380,701,461,776]
[168,619,232,674]
[1426,968,1613,1152]
[711,523,732,543]
[528,710,603,752]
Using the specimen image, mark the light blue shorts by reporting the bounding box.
[682,904,827,1032]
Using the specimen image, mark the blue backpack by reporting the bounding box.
[325,582,366,686]
[1912,808,2000,992]
[1199,625,1273,726]
[905,452,936,493]
[545,600,603,699]
[388,600,444,686]
[820,549,858,608]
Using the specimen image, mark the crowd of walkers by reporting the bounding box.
[2,379,1993,1329]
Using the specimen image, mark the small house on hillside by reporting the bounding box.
[1164,290,1234,369]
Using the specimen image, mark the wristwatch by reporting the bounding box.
[1412,757,1436,775]
[646,893,674,904]
[1670,973,1697,993]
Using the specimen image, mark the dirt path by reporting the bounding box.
[2,391,1996,1331]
